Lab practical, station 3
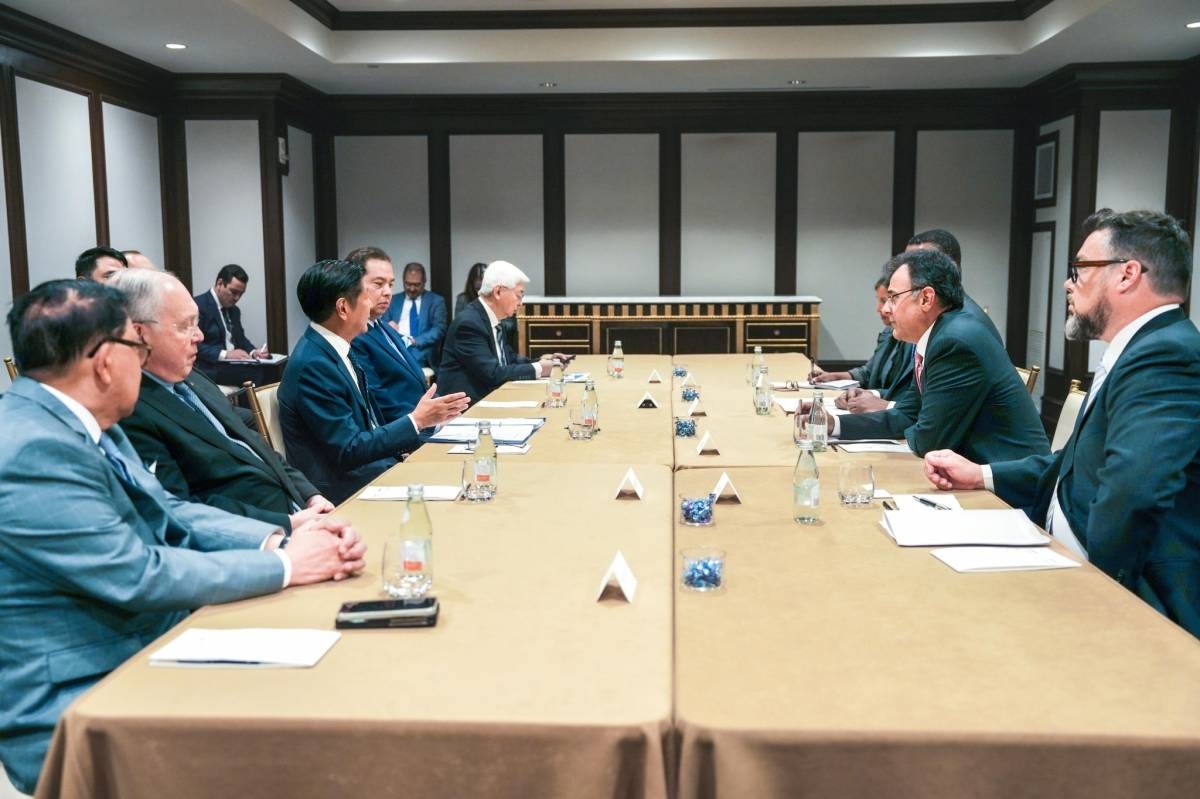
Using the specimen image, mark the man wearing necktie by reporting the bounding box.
[347,247,442,425]
[0,280,366,794]
[925,209,1200,638]
[437,260,575,406]
[810,248,1049,464]
[112,270,334,531]
[193,263,268,367]
[279,259,470,503]
[381,261,447,368]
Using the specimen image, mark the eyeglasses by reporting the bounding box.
[1067,258,1137,283]
[883,287,919,306]
[87,336,153,366]
[136,318,201,335]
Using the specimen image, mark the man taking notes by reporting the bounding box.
[925,209,1200,638]
[194,264,268,365]
[0,280,365,794]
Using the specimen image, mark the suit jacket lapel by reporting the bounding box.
[378,322,425,383]
[309,328,375,427]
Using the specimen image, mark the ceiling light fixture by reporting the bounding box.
[788,79,806,86]
[164,43,187,50]
[539,82,557,88]
[1187,21,1200,28]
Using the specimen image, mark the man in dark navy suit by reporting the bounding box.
[194,264,265,366]
[279,260,469,503]
[926,209,1200,638]
[346,247,431,425]
[437,260,573,406]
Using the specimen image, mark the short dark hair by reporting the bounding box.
[1082,208,1192,299]
[403,262,427,281]
[74,246,128,280]
[345,246,391,266]
[216,264,249,285]
[888,248,964,311]
[463,262,487,301]
[296,259,365,323]
[874,274,889,290]
[8,279,129,377]
[908,229,962,269]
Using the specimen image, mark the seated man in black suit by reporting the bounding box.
[279,259,470,503]
[926,209,1200,637]
[438,260,573,405]
[111,269,333,531]
[805,249,1049,464]
[75,246,127,284]
[194,263,267,366]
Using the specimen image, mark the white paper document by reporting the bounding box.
[223,353,288,365]
[563,372,590,383]
[837,441,912,454]
[931,546,1081,573]
[781,379,859,390]
[476,400,542,409]
[880,508,1051,547]
[774,396,801,414]
[359,485,463,501]
[447,443,530,455]
[430,418,542,445]
[150,628,340,668]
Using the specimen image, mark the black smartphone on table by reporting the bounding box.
[335,597,439,629]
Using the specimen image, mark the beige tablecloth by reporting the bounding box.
[38,461,675,799]
[673,464,1200,799]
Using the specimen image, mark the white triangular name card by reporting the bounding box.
[696,431,720,455]
[614,467,645,500]
[647,369,663,383]
[711,471,742,504]
[595,550,637,602]
[636,392,659,409]
[687,399,706,417]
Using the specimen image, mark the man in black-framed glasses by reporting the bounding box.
[926,208,1200,639]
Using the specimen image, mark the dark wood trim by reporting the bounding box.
[774,129,798,295]
[1032,130,1059,208]
[313,129,338,260]
[428,132,452,299]
[891,126,917,256]
[293,1,1050,31]
[658,131,681,296]
[1165,101,1198,238]
[88,93,109,246]
[543,130,565,295]
[258,101,289,353]
[0,63,29,296]
[1064,100,1101,383]
[1005,121,1035,364]
[159,110,191,287]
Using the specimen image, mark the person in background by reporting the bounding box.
[925,208,1200,638]
[382,262,447,368]
[194,264,268,365]
[0,280,364,794]
[74,246,127,283]
[122,250,159,270]
[456,261,516,349]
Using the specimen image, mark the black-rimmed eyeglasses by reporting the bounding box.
[1067,258,1138,284]
[87,336,152,366]
[883,287,919,306]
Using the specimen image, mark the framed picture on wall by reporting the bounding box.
[1033,132,1058,207]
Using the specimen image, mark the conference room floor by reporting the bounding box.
[35,354,1200,799]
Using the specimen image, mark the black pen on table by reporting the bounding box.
[914,495,952,511]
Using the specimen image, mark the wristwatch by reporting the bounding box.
[277,529,292,550]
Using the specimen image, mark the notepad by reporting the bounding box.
[476,400,541,409]
[837,441,911,454]
[931,546,1081,572]
[149,628,340,668]
[880,508,1051,547]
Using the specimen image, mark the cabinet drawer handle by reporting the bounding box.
[773,329,781,336]
[555,330,562,337]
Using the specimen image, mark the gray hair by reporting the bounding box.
[108,268,181,323]
[480,260,530,294]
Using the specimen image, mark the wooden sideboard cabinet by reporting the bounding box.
[518,296,821,358]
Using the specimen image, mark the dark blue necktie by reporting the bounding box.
[98,433,136,486]
[409,299,422,337]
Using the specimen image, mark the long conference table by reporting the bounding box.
[37,355,1200,799]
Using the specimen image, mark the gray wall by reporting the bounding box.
[282,126,316,348]
[103,102,164,268]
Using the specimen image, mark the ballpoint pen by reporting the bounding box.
[914,495,952,511]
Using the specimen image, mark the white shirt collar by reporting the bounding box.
[39,383,103,444]
[914,319,935,359]
[210,289,225,313]
[310,321,352,359]
[1099,304,1179,373]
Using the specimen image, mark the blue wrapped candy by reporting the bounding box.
[681,551,725,590]
[679,494,714,525]
[674,417,697,437]
[672,365,688,378]
[681,386,701,402]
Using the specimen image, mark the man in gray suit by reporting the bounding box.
[0,280,366,794]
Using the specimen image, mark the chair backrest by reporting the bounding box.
[1015,364,1041,394]
[249,381,285,458]
[1051,379,1087,451]
[4,357,17,382]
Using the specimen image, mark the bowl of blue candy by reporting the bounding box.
[680,385,701,402]
[679,493,715,526]
[674,417,697,437]
[680,547,725,592]
[672,364,688,378]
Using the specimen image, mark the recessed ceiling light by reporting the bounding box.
[1187,20,1200,28]
[788,79,806,86]
[367,64,380,69]
[539,82,557,89]
[164,43,187,50]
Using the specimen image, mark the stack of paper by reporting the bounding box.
[429,418,545,446]
[149,628,340,668]
[837,440,911,454]
[931,547,1081,572]
[880,508,1050,547]
[476,400,542,409]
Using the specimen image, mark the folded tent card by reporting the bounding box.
[695,431,720,455]
[710,471,742,504]
[637,392,660,409]
[596,550,638,602]
[647,369,663,383]
[687,399,706,417]
[614,467,645,500]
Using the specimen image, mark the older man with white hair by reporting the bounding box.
[437,260,573,404]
